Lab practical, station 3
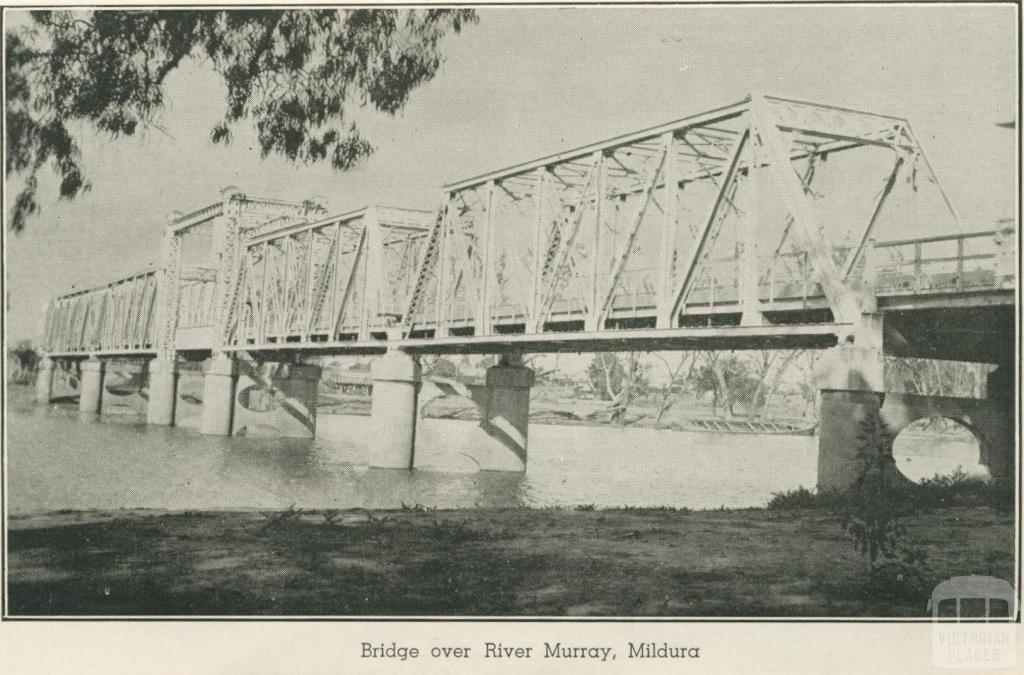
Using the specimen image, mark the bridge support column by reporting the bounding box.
[201,353,236,436]
[980,364,1015,482]
[815,320,886,491]
[371,352,421,469]
[147,357,178,426]
[35,357,54,404]
[78,357,105,415]
[478,359,536,472]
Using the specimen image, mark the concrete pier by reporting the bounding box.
[147,357,178,426]
[200,352,236,435]
[477,363,536,471]
[371,352,421,469]
[980,363,1015,481]
[78,357,105,415]
[34,357,54,404]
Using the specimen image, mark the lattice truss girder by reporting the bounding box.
[404,94,961,336]
[42,97,986,354]
[222,207,434,346]
[43,271,158,353]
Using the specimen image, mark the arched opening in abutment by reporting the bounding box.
[890,416,989,483]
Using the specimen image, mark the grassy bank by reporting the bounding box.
[7,503,1013,617]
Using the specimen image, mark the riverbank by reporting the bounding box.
[7,504,1013,617]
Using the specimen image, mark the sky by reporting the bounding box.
[4,5,1018,344]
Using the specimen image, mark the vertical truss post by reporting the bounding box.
[367,206,385,336]
[586,152,605,331]
[530,169,548,332]
[142,277,157,348]
[278,235,292,338]
[739,142,763,326]
[258,242,270,343]
[358,211,381,340]
[211,190,243,348]
[134,276,150,347]
[97,294,108,351]
[302,232,316,341]
[122,278,138,349]
[657,132,678,328]
[478,180,496,336]
[752,96,857,324]
[110,289,121,349]
[435,194,453,338]
[126,278,140,347]
[154,214,183,360]
[327,222,343,336]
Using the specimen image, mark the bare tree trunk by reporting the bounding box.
[712,358,732,419]
[748,351,778,420]
[653,353,694,426]
[759,349,803,422]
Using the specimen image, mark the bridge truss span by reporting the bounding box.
[40,95,1015,360]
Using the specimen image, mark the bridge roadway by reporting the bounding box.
[34,95,1018,490]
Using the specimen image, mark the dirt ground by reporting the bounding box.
[6,505,1013,617]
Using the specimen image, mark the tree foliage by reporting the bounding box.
[693,352,758,418]
[587,353,649,403]
[5,8,478,231]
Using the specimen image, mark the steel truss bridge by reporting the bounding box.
[42,95,1016,362]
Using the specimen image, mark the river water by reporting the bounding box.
[6,387,984,515]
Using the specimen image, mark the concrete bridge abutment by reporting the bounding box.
[817,319,1016,491]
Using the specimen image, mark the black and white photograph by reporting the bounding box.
[1,1,1019,669]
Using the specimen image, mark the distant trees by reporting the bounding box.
[8,340,39,384]
[885,356,988,398]
[692,353,758,419]
[585,348,814,424]
[651,352,698,425]
[587,352,650,424]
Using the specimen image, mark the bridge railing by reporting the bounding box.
[868,229,1014,295]
[397,224,1016,333]
[591,228,1017,319]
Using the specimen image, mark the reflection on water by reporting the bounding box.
[6,387,981,515]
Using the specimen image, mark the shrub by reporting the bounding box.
[767,486,847,511]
